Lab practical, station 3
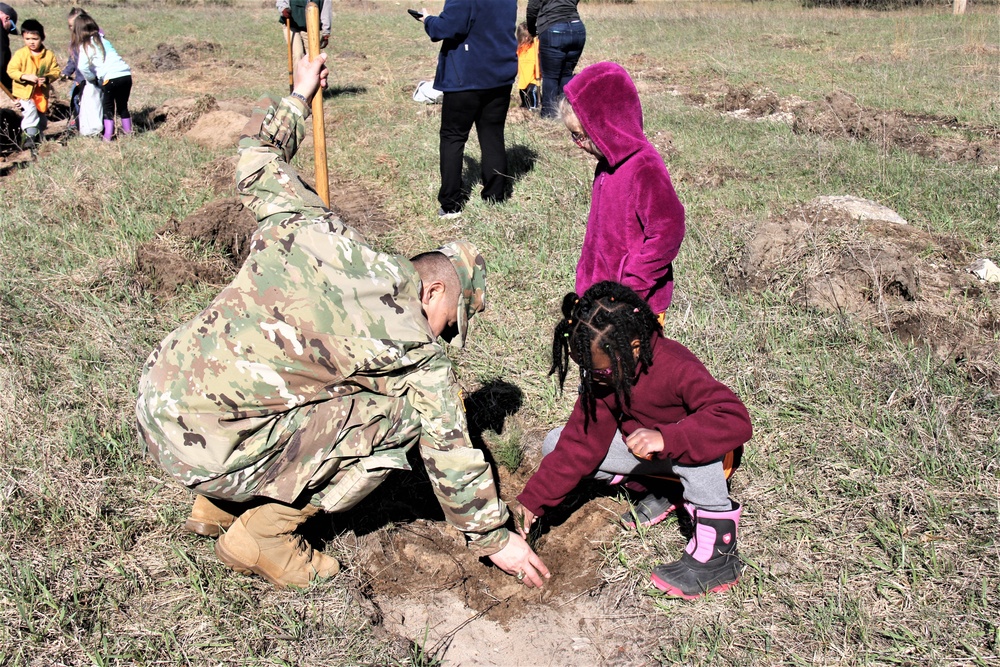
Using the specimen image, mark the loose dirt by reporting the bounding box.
[329,432,642,666]
[682,83,1000,165]
[730,196,999,385]
[134,198,256,298]
[141,40,223,72]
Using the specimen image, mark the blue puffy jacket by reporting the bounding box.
[424,0,516,92]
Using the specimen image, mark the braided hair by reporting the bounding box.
[550,281,662,418]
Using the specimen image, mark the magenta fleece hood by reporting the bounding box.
[563,61,646,168]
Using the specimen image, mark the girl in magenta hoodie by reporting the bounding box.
[561,62,685,318]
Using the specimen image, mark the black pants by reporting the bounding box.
[102,75,132,122]
[438,85,511,213]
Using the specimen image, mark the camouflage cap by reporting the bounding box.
[436,240,487,348]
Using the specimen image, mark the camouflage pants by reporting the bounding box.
[152,392,422,513]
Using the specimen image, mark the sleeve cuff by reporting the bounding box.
[466,526,510,558]
[283,94,310,118]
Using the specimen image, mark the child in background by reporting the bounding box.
[71,13,131,141]
[513,282,752,599]
[560,61,685,322]
[515,22,539,110]
[61,7,95,132]
[6,19,60,151]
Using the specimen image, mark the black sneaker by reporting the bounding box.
[621,492,676,529]
[437,208,462,220]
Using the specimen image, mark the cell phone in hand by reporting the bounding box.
[407,8,424,19]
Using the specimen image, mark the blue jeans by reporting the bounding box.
[538,20,586,119]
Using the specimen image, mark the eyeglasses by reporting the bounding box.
[584,366,613,380]
[570,131,587,145]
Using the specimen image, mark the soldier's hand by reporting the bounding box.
[320,34,329,49]
[488,534,550,588]
[281,7,291,19]
[291,51,328,105]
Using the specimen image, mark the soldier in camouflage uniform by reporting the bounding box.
[136,53,550,589]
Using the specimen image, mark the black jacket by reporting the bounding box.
[526,0,582,37]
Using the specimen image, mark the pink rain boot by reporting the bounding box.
[102,119,114,142]
[121,117,132,135]
[650,502,742,599]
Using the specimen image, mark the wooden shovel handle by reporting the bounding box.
[306,3,329,206]
[285,18,294,94]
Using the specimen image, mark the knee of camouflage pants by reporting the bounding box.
[312,458,395,513]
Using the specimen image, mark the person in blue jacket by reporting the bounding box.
[418,0,517,218]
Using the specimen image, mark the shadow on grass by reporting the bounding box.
[131,105,169,133]
[323,85,367,99]
[460,143,539,205]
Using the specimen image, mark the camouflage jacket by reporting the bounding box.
[136,95,509,555]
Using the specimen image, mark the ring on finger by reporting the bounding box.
[516,571,525,581]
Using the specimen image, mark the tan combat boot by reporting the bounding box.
[184,495,237,537]
[214,502,340,589]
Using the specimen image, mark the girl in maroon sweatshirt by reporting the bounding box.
[514,282,752,599]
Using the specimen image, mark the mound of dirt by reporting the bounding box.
[149,44,183,71]
[134,198,256,297]
[331,378,630,627]
[145,40,222,71]
[685,84,999,164]
[155,95,220,135]
[792,90,995,164]
[184,110,250,149]
[716,84,779,117]
[732,196,998,381]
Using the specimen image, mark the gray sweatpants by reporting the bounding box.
[542,427,731,511]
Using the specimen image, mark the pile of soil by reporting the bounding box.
[730,196,999,382]
[344,436,627,628]
[154,95,221,135]
[685,83,999,165]
[134,198,256,298]
[145,40,222,71]
[792,90,995,164]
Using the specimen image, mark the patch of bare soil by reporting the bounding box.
[792,90,997,164]
[730,196,999,384]
[684,83,999,165]
[146,95,251,148]
[134,198,256,298]
[140,40,222,72]
[673,83,1000,165]
[134,170,399,297]
[339,432,641,666]
[326,176,396,241]
[154,95,221,135]
[184,110,250,149]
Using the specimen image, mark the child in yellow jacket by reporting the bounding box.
[516,22,540,110]
[7,19,60,149]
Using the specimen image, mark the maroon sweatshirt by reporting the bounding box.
[518,334,752,517]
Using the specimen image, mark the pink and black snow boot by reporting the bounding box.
[650,501,742,599]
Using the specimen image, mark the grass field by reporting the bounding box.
[0,0,997,664]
